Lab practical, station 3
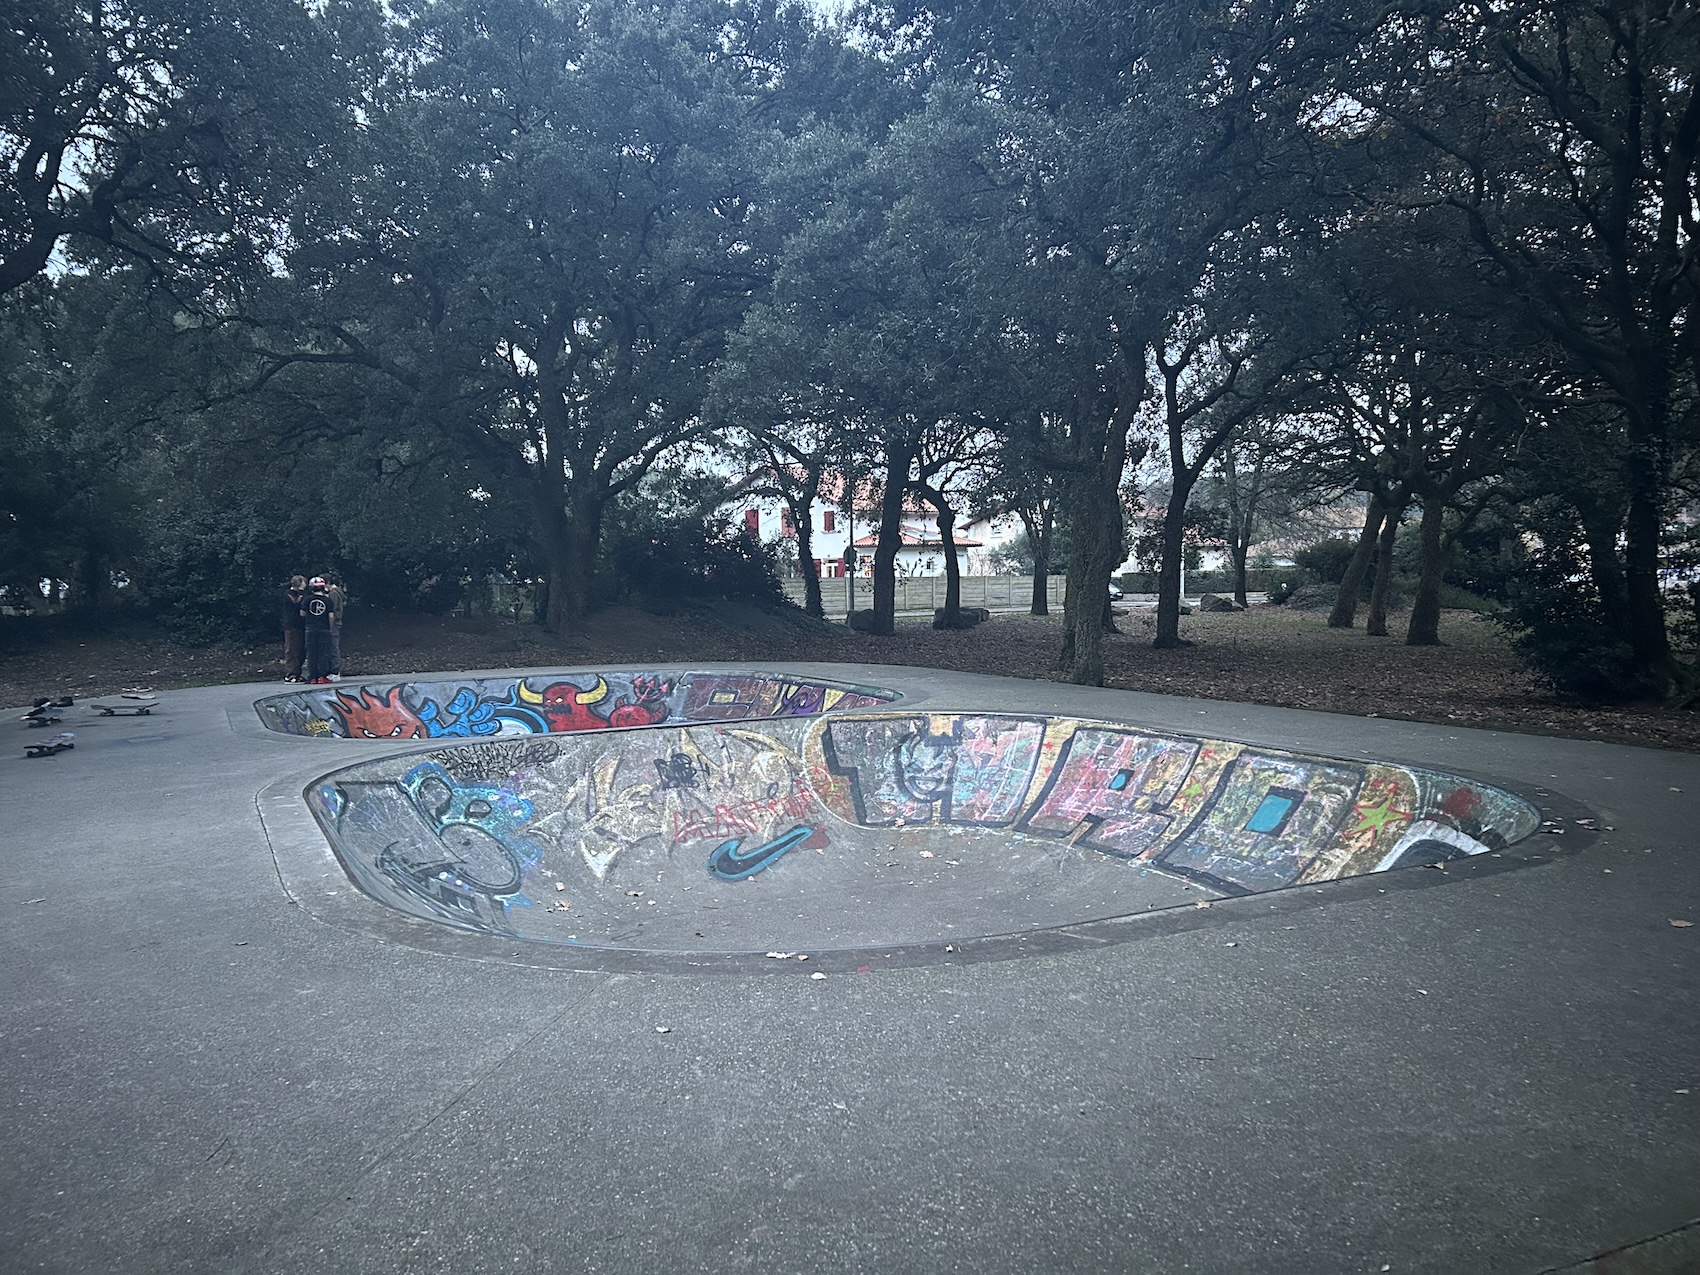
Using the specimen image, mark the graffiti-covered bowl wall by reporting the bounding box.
[255,671,899,739]
[306,711,1543,954]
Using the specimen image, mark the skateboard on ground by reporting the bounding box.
[24,731,74,758]
[91,692,158,716]
[21,697,73,726]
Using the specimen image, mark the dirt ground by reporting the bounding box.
[2,600,1695,752]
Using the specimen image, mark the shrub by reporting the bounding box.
[1500,605,1643,700]
[1293,538,1358,585]
[1436,584,1496,613]
[607,518,786,612]
[1493,513,1650,701]
[1284,582,1340,612]
[134,505,313,643]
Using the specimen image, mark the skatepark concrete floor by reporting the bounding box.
[2,663,1696,1275]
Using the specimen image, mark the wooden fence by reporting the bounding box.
[782,574,1068,614]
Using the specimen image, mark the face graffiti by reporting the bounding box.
[331,687,426,739]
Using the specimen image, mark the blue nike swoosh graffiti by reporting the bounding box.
[706,826,815,881]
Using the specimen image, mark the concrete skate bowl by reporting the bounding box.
[304,710,1546,961]
[255,670,899,739]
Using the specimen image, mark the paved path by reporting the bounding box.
[2,665,1696,1274]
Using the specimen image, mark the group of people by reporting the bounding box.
[281,574,346,684]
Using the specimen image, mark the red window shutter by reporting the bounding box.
[823,510,836,533]
[744,508,760,534]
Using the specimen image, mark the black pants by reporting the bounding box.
[305,628,333,681]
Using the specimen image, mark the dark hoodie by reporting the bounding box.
[302,586,333,630]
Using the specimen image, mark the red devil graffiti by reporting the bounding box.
[608,675,672,728]
[535,678,611,733]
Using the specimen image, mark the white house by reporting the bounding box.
[849,523,984,578]
[727,471,1006,579]
[727,471,1364,580]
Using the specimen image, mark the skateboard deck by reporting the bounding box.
[91,701,154,716]
[25,732,74,758]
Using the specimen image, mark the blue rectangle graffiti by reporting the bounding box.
[1245,788,1303,836]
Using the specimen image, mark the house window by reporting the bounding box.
[823,510,836,533]
[744,508,760,535]
[781,509,794,536]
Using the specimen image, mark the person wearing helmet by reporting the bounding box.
[302,576,337,684]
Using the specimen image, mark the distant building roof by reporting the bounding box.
[853,531,984,549]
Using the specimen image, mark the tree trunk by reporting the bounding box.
[869,442,913,636]
[1405,497,1450,646]
[1577,499,1629,619]
[544,484,604,633]
[1061,474,1126,683]
[936,500,961,623]
[1365,510,1399,637]
[1229,541,1250,609]
[533,484,571,633]
[1153,479,1196,649]
[792,495,823,618]
[1620,455,1677,695]
[1060,354,1139,684]
[1222,446,1264,611]
[1328,495,1386,629]
[74,539,112,610]
[1019,505,1053,615]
